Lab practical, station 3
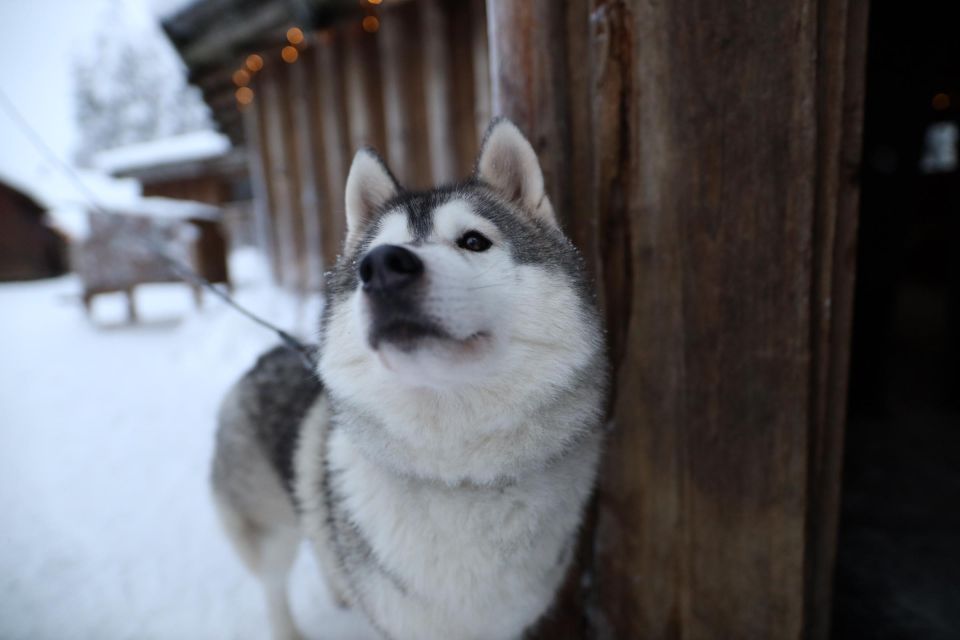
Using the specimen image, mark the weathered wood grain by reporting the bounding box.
[343,25,388,155]
[486,0,574,227]
[488,0,867,638]
[804,1,869,638]
[240,86,277,280]
[420,0,481,181]
[313,32,351,268]
[260,67,301,289]
[290,51,324,290]
[379,1,432,188]
[469,0,491,146]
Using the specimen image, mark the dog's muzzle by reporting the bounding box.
[359,245,445,350]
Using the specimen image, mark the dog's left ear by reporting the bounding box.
[475,118,557,226]
[345,148,400,249]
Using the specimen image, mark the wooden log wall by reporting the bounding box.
[243,0,490,289]
[488,1,869,638]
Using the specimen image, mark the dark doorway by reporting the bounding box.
[833,2,960,638]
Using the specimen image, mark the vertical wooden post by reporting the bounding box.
[241,83,279,282]
[448,0,483,175]
[486,0,573,226]
[470,0,491,145]
[313,31,351,268]
[278,62,309,293]
[805,1,869,637]
[289,54,324,290]
[420,0,457,184]
[420,0,482,182]
[343,25,388,155]
[378,1,432,188]
[260,68,300,289]
[488,0,868,638]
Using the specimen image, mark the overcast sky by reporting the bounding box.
[0,0,192,191]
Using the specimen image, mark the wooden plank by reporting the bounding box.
[418,0,479,182]
[420,0,457,184]
[563,0,597,273]
[260,67,300,289]
[486,0,573,225]
[804,1,869,638]
[290,48,325,290]
[586,0,866,637]
[243,74,281,282]
[469,0,491,146]
[276,62,309,293]
[342,24,388,154]
[313,31,351,267]
[447,0,481,175]
[378,0,432,188]
[593,0,818,634]
[488,0,867,637]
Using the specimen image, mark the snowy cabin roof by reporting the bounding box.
[0,164,141,240]
[0,172,47,213]
[99,196,221,221]
[92,130,232,178]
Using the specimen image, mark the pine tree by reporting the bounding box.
[73,4,212,166]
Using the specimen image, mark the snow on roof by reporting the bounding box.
[0,171,46,210]
[0,164,140,210]
[43,170,142,240]
[0,144,221,241]
[92,129,231,176]
[101,196,220,221]
[0,164,142,240]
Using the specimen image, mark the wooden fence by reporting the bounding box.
[241,0,490,291]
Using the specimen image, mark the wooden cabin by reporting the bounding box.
[94,130,255,249]
[73,198,229,322]
[0,175,67,281]
[159,0,927,637]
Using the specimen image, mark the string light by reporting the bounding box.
[368,0,383,4]
[281,45,299,63]
[236,86,254,105]
[286,27,304,45]
[245,54,264,72]
[362,15,380,33]
[232,69,251,86]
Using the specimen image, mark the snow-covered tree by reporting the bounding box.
[73,3,212,165]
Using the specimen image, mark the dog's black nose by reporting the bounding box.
[359,245,424,292]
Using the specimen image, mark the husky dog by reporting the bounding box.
[212,119,608,640]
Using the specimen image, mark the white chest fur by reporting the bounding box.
[311,418,599,640]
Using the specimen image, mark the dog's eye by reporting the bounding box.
[457,231,492,252]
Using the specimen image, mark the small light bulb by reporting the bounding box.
[362,15,380,33]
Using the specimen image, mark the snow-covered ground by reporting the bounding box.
[0,249,376,640]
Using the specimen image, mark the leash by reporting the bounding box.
[156,248,318,370]
[0,89,317,370]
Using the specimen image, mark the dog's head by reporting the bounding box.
[320,119,602,403]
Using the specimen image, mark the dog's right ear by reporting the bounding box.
[345,148,400,249]
[475,117,557,227]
